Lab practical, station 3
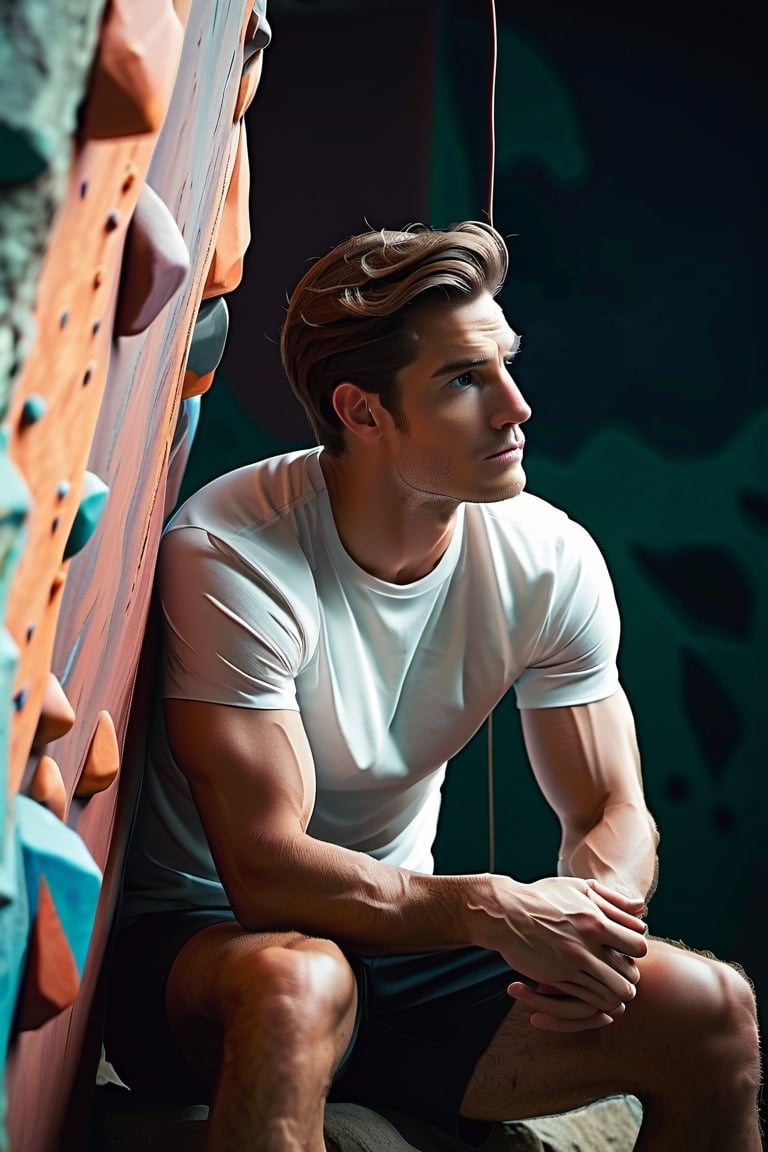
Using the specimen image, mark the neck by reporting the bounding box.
[319,450,459,584]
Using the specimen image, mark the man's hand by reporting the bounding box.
[470,875,648,1032]
[507,980,629,1032]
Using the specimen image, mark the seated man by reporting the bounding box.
[105,221,761,1152]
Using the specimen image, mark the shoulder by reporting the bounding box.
[466,492,605,573]
[160,448,324,644]
[167,447,323,539]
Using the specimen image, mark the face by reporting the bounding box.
[379,291,532,506]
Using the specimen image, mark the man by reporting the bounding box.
[106,222,761,1151]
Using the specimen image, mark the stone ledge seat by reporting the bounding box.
[91,1085,642,1152]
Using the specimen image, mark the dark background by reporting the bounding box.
[179,0,767,1058]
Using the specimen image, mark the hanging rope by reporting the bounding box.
[486,0,498,874]
[486,0,498,227]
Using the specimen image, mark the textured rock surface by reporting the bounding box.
[94,1096,642,1152]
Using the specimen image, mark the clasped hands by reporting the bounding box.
[499,876,648,1033]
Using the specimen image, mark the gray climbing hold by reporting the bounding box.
[114,184,190,337]
[187,297,229,377]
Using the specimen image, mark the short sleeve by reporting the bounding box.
[513,522,621,709]
[159,525,309,710]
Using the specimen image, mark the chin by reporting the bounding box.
[489,466,527,502]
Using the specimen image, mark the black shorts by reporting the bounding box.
[104,908,521,1143]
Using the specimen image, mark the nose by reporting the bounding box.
[492,371,532,429]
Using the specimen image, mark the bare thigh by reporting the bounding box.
[164,923,359,1088]
[461,936,758,1121]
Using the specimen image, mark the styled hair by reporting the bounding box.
[280,221,509,455]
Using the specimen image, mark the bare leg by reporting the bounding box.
[164,925,358,1152]
[461,938,762,1151]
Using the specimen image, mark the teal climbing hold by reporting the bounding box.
[0,124,51,185]
[15,795,102,975]
[20,395,47,427]
[62,472,109,560]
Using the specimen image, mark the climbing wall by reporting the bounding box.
[0,3,270,1149]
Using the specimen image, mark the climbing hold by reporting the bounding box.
[14,876,80,1031]
[57,480,70,500]
[234,2,272,123]
[32,672,76,748]
[105,210,120,233]
[14,796,102,1029]
[187,297,229,374]
[29,756,68,822]
[115,183,190,337]
[203,120,250,298]
[81,1,184,140]
[59,310,69,329]
[75,710,120,798]
[182,297,230,399]
[26,624,35,643]
[83,360,96,386]
[13,687,28,712]
[93,266,105,289]
[20,395,48,427]
[62,471,109,560]
[80,179,89,199]
[0,123,51,185]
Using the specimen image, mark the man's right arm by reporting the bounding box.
[164,698,647,1023]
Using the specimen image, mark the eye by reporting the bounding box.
[446,371,477,390]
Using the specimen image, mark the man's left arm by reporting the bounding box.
[520,687,659,912]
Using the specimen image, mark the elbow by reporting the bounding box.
[222,836,305,934]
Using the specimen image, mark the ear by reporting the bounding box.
[331,382,380,439]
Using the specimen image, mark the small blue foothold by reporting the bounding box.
[26,624,35,643]
[20,394,48,426]
[92,320,101,337]
[51,516,60,533]
[57,480,70,500]
[60,310,69,329]
[13,687,28,712]
[80,179,89,198]
[105,210,120,232]
[63,471,110,560]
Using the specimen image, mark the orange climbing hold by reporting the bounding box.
[75,710,120,798]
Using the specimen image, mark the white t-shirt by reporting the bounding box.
[120,447,620,921]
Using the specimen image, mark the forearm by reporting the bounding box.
[558,800,659,910]
[229,828,649,1013]
[228,828,500,953]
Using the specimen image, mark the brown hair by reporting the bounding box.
[280,221,509,454]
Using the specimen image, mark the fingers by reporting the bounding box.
[508,981,622,1032]
[587,892,649,959]
[586,882,649,942]
[605,948,641,986]
[585,879,646,915]
[508,981,626,1017]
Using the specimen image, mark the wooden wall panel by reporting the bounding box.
[0,2,269,1149]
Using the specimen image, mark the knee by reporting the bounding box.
[662,947,761,1091]
[219,936,356,1042]
[708,961,761,1089]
